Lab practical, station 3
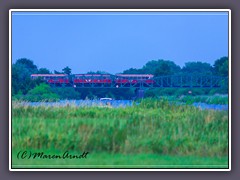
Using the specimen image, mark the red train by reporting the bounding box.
[31,73,154,86]
[31,74,69,84]
[74,74,112,84]
[115,74,154,84]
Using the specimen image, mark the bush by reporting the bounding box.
[19,83,60,102]
[52,87,81,100]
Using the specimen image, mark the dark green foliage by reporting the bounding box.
[76,88,135,100]
[52,87,81,100]
[123,59,181,76]
[12,58,39,95]
[213,57,228,76]
[154,62,171,76]
[38,68,51,74]
[142,59,181,75]
[182,61,213,75]
[28,83,53,95]
[62,66,72,75]
[20,83,59,102]
[54,66,72,75]
[209,69,228,94]
[15,58,38,71]
[123,68,144,74]
[87,70,110,74]
[54,70,62,74]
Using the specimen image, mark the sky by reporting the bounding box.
[12,11,229,74]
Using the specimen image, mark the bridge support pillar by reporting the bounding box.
[135,88,145,99]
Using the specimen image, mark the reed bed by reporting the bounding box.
[12,99,228,157]
[167,95,228,105]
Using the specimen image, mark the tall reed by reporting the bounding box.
[12,99,228,157]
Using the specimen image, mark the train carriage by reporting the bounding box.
[31,74,69,85]
[30,73,155,88]
[73,74,112,87]
[115,74,154,87]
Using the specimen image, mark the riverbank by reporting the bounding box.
[12,94,229,111]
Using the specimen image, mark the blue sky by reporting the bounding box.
[12,11,229,74]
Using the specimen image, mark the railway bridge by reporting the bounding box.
[31,74,228,98]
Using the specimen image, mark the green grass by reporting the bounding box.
[157,95,229,105]
[12,99,229,168]
[12,150,228,169]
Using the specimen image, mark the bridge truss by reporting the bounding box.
[49,75,228,89]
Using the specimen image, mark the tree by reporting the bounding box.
[38,68,51,74]
[54,70,62,74]
[154,62,171,76]
[12,58,39,95]
[122,59,180,76]
[87,70,110,74]
[27,83,59,101]
[52,87,81,100]
[142,60,161,74]
[142,59,181,76]
[62,66,71,75]
[182,62,213,75]
[28,83,52,95]
[213,57,228,76]
[15,58,38,73]
[122,68,143,74]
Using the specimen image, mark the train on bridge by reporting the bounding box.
[30,73,226,88]
[31,73,155,87]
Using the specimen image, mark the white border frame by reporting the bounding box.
[9,9,231,171]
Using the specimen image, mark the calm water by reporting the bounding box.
[192,102,228,111]
[20,100,228,111]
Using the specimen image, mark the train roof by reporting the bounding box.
[31,73,154,77]
[115,74,154,77]
[75,74,111,76]
[31,74,67,77]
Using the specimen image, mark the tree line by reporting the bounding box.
[12,57,228,101]
[123,58,228,77]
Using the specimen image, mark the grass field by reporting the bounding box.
[12,150,228,169]
[12,99,229,169]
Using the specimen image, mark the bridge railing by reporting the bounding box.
[153,75,228,88]
[37,74,228,89]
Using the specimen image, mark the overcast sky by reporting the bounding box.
[12,11,229,74]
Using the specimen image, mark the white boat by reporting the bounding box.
[100,98,113,101]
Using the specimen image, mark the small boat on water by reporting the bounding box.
[99,98,113,107]
[100,98,113,101]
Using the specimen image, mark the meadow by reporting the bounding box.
[12,99,229,168]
